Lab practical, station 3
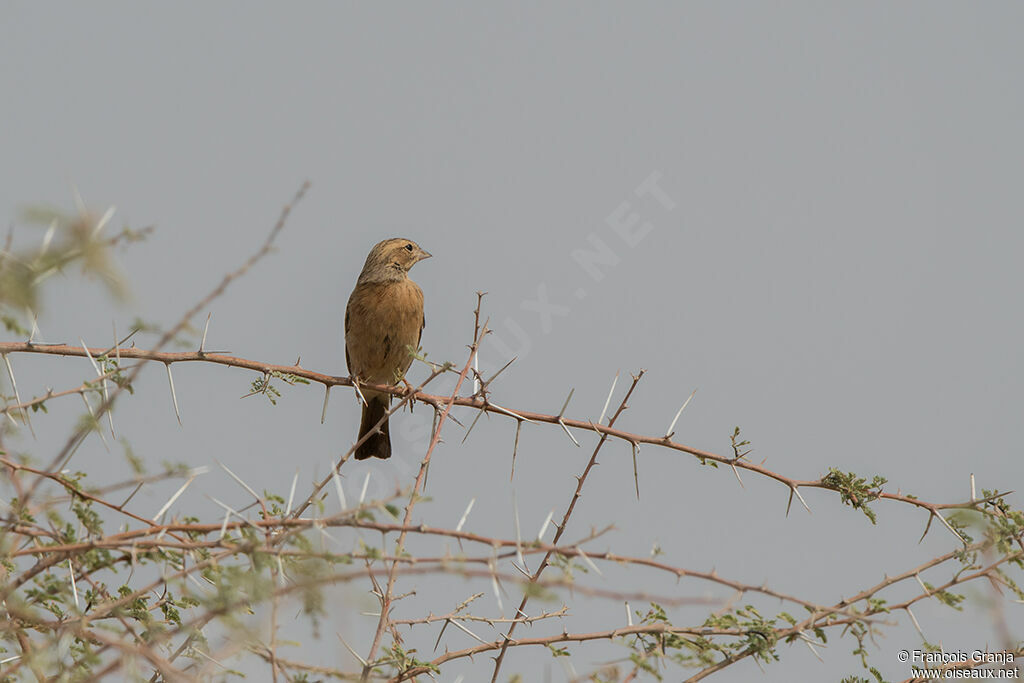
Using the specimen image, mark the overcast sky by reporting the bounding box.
[2,3,1023,681]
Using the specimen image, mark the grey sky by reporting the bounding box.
[2,3,1022,681]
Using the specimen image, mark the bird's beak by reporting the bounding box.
[417,248,432,262]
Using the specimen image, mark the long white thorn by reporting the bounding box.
[27,309,40,344]
[359,471,370,504]
[598,370,619,425]
[209,496,260,530]
[456,497,476,532]
[286,469,299,515]
[490,564,504,612]
[332,465,347,511]
[82,337,114,438]
[321,385,331,424]
[39,219,56,256]
[512,493,525,570]
[557,387,575,418]
[91,205,116,238]
[80,393,109,451]
[352,381,367,407]
[219,509,231,539]
[536,509,554,542]
[906,606,925,639]
[3,354,33,435]
[490,402,539,424]
[577,548,603,577]
[199,312,211,352]
[165,363,182,425]
[557,418,580,447]
[730,463,744,488]
[472,348,479,395]
[336,633,368,666]
[665,388,697,438]
[68,559,81,610]
[792,486,811,513]
[935,512,965,544]
[219,462,262,503]
[153,474,199,520]
[450,618,488,644]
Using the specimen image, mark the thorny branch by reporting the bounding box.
[2,193,1022,681]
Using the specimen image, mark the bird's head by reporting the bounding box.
[359,238,432,283]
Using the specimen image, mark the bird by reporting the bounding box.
[344,238,431,459]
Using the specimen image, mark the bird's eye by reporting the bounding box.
[405,244,414,251]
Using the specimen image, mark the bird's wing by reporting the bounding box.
[344,301,352,374]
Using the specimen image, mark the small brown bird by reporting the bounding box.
[345,238,431,459]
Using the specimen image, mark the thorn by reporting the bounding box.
[286,469,299,515]
[510,561,532,578]
[461,407,486,444]
[512,493,525,570]
[336,633,368,666]
[449,619,488,645]
[91,205,116,238]
[80,393,110,452]
[577,547,603,577]
[332,464,347,511]
[557,418,580,447]
[82,337,115,439]
[68,559,81,610]
[934,510,966,545]
[792,486,811,513]
[490,402,539,424]
[27,309,40,344]
[483,355,516,389]
[490,568,504,613]
[352,379,367,407]
[218,461,262,503]
[39,220,56,257]
[320,385,331,425]
[918,512,935,543]
[199,312,211,353]
[165,363,182,425]
[730,462,744,488]
[219,509,231,539]
[434,619,451,653]
[598,370,619,425]
[208,495,260,530]
[359,471,370,505]
[510,420,522,481]
[665,388,697,439]
[906,606,925,640]
[631,442,640,500]
[456,498,476,532]
[153,473,201,520]
[536,509,554,542]
[3,353,34,436]
[970,472,976,502]
[556,387,575,419]
[472,348,480,395]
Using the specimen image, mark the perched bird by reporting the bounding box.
[345,238,431,459]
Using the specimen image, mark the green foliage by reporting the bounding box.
[244,370,311,405]
[821,468,888,524]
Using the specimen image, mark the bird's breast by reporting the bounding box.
[345,279,424,384]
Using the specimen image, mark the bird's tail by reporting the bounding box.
[355,394,391,460]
